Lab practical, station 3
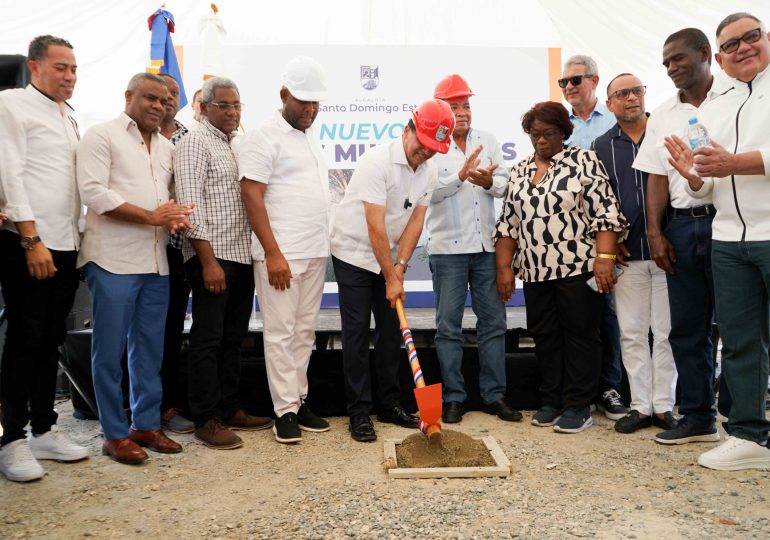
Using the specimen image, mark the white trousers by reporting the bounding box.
[613,260,677,415]
[253,257,326,417]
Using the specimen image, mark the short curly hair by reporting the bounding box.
[521,101,573,141]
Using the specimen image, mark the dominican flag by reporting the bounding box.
[147,7,188,109]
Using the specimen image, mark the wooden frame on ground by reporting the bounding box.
[383,435,511,479]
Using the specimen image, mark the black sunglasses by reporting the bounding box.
[719,27,763,54]
[609,86,647,100]
[557,74,594,88]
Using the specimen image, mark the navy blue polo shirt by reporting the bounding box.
[592,123,650,261]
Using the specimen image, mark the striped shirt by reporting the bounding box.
[174,118,251,265]
[494,146,627,282]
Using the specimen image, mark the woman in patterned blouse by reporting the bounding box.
[495,101,627,434]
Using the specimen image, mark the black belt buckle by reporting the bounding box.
[672,204,715,218]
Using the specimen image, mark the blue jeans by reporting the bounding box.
[429,253,507,404]
[664,214,715,427]
[600,294,622,393]
[712,240,770,443]
[84,263,169,440]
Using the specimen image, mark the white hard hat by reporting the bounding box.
[281,56,328,102]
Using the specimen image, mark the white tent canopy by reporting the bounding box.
[2,0,768,132]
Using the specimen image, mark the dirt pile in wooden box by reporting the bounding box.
[395,429,495,468]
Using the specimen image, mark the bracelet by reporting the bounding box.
[597,253,616,261]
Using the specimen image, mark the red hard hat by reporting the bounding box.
[411,99,456,154]
[433,74,474,100]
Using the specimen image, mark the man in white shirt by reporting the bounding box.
[77,73,192,465]
[240,57,332,444]
[330,99,455,442]
[633,28,723,446]
[664,12,770,470]
[426,74,519,424]
[0,35,89,483]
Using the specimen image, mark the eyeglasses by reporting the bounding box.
[557,74,594,88]
[528,129,562,140]
[719,28,763,54]
[609,86,647,100]
[208,102,244,111]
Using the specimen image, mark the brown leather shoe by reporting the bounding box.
[194,418,243,449]
[128,428,183,454]
[224,409,274,431]
[102,438,148,465]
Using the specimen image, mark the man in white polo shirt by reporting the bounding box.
[240,56,331,445]
[330,99,455,442]
[633,28,723,446]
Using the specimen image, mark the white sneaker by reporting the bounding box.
[0,440,45,482]
[28,430,90,462]
[698,436,770,471]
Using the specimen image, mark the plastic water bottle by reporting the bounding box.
[685,117,711,175]
[686,117,711,150]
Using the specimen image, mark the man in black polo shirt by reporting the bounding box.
[593,74,679,435]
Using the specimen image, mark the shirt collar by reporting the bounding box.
[391,137,410,166]
[26,84,75,113]
[119,111,160,136]
[274,109,299,133]
[201,117,234,142]
[668,79,722,111]
[525,145,570,168]
[569,99,609,121]
[610,113,650,143]
[729,62,770,88]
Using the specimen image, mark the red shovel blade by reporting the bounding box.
[414,383,442,426]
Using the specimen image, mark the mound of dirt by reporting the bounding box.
[395,429,495,468]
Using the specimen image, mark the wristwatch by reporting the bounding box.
[20,235,42,251]
[597,252,616,261]
[394,259,409,271]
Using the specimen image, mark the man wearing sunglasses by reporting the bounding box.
[593,75,678,436]
[560,55,616,150]
[633,27,722,447]
[561,55,626,423]
[664,13,770,471]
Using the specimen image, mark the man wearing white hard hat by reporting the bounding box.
[240,56,332,444]
[329,99,456,442]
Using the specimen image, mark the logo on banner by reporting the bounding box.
[360,65,379,90]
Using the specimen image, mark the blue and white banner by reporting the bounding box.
[181,45,551,306]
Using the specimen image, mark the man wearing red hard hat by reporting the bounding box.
[426,74,519,425]
[330,99,455,442]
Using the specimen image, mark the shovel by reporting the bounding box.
[395,298,442,444]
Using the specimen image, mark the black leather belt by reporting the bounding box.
[671,204,716,218]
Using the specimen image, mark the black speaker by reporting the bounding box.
[0,55,30,91]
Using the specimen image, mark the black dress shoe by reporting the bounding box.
[652,411,679,431]
[349,414,377,442]
[615,410,652,434]
[442,401,464,424]
[483,399,523,422]
[377,405,420,428]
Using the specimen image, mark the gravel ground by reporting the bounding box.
[1,400,769,539]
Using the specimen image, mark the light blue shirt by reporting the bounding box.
[425,128,509,255]
[566,100,616,150]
